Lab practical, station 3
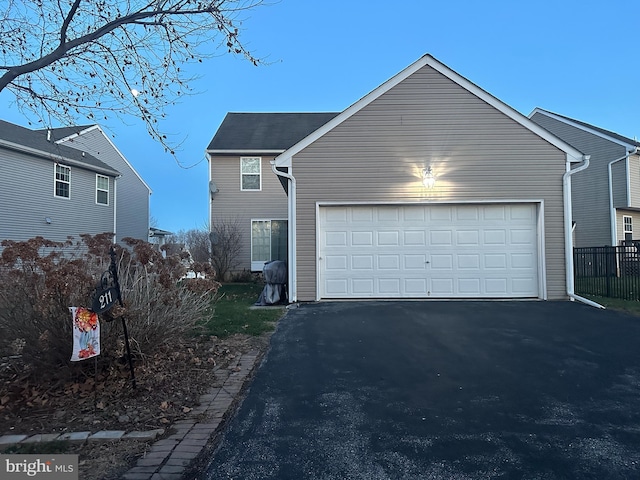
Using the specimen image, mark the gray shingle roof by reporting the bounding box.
[207,112,340,152]
[0,119,118,175]
[537,109,640,148]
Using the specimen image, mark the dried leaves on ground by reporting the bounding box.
[0,333,270,480]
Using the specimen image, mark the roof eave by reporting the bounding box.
[0,138,120,176]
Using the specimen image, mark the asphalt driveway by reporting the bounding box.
[200,301,640,479]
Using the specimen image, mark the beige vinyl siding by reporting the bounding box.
[530,112,629,247]
[616,210,640,243]
[209,155,287,273]
[292,65,569,301]
[629,154,640,208]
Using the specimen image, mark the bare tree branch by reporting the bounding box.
[0,0,264,165]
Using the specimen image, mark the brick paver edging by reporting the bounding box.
[0,349,262,480]
[120,350,261,480]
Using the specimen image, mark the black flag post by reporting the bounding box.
[91,246,137,389]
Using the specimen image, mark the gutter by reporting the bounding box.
[271,161,297,302]
[609,147,639,246]
[0,138,119,176]
[563,154,605,308]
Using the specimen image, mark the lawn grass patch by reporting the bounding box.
[583,295,640,317]
[201,283,284,338]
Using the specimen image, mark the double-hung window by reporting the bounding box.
[241,157,261,191]
[624,215,633,241]
[251,219,287,271]
[55,164,71,198]
[96,175,109,205]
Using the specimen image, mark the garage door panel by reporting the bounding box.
[352,255,373,270]
[378,255,400,270]
[378,278,400,295]
[325,255,348,270]
[456,230,480,245]
[404,254,427,269]
[458,278,481,295]
[325,232,347,247]
[432,278,455,295]
[430,230,453,245]
[352,231,373,246]
[378,231,399,246]
[404,230,426,246]
[405,278,427,294]
[319,204,539,299]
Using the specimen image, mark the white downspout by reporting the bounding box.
[563,154,604,308]
[113,175,120,244]
[271,161,297,303]
[609,147,638,246]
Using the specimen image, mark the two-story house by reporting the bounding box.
[0,119,151,246]
[206,112,339,274]
[206,55,593,304]
[529,109,640,247]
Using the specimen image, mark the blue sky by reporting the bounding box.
[3,0,639,233]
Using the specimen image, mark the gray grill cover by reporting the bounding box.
[255,261,287,305]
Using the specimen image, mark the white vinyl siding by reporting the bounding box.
[241,157,261,191]
[96,174,109,205]
[251,219,287,271]
[55,164,71,198]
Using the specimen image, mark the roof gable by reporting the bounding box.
[52,124,152,194]
[275,54,585,167]
[207,112,340,153]
[0,119,119,175]
[529,108,640,151]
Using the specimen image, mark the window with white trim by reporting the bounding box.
[241,157,261,191]
[251,219,287,271]
[624,215,633,240]
[55,164,70,198]
[96,174,109,205]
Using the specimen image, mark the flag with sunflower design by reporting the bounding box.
[70,307,100,361]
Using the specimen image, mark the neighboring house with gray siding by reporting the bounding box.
[43,125,152,244]
[0,119,150,246]
[207,55,588,303]
[529,109,640,247]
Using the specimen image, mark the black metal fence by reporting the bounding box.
[574,244,640,300]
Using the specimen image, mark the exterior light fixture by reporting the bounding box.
[422,166,436,188]
[45,217,52,224]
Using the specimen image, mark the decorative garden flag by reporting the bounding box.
[70,307,100,361]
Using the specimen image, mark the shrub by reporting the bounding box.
[0,234,219,380]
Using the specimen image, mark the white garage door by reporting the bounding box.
[318,204,540,299]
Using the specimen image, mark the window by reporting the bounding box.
[624,215,633,241]
[55,164,70,198]
[241,157,261,191]
[96,175,109,205]
[251,219,287,271]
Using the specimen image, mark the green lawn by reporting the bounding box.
[582,295,640,317]
[575,276,640,301]
[200,283,285,337]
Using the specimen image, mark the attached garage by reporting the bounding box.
[318,203,542,299]
[269,54,589,303]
